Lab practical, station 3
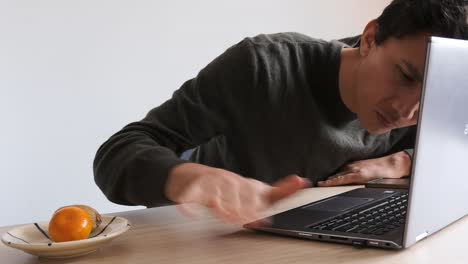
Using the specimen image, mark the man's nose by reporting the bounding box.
[392,100,420,120]
[401,101,420,120]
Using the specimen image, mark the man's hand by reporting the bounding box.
[165,163,310,224]
[317,151,411,187]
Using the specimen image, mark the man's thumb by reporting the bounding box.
[268,175,310,203]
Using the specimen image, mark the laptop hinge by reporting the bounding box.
[415,231,428,242]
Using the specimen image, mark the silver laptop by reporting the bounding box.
[245,36,468,249]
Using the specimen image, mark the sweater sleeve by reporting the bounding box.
[402,148,414,158]
[388,126,417,159]
[93,39,258,207]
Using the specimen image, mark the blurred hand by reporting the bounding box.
[165,163,310,224]
[317,151,411,187]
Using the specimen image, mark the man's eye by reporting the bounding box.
[402,72,412,81]
[398,67,414,83]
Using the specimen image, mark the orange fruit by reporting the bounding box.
[48,206,93,242]
[56,204,102,230]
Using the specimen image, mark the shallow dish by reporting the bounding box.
[1,216,130,258]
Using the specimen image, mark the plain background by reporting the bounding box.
[0,0,391,226]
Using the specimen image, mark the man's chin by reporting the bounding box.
[364,126,391,135]
[358,115,392,134]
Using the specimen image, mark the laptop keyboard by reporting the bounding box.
[309,193,408,236]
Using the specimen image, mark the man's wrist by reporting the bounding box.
[389,151,412,177]
[165,163,198,203]
[165,162,215,203]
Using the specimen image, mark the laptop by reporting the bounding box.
[244,36,468,249]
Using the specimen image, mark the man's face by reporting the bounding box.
[354,31,429,135]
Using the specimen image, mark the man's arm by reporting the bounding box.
[317,150,412,187]
[318,126,417,187]
[93,39,259,207]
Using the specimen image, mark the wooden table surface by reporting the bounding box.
[1,186,467,264]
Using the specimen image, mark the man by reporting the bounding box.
[94,0,468,224]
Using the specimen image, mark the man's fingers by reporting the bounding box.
[175,203,201,219]
[272,174,310,189]
[327,169,354,180]
[239,191,262,221]
[246,217,272,229]
[209,194,260,224]
[208,199,244,224]
[317,173,360,187]
[201,175,311,224]
[268,175,310,203]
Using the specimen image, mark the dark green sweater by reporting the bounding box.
[93,33,416,207]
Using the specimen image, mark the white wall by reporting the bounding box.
[0,0,391,226]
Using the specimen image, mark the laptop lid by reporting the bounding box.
[403,36,468,248]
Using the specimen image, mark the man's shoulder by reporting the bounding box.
[244,32,329,47]
[239,32,361,57]
[243,32,361,47]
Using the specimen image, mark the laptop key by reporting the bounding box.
[325,224,342,230]
[345,225,360,232]
[355,229,367,234]
[334,224,353,232]
[332,223,351,231]
[366,228,378,234]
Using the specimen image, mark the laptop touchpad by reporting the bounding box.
[302,196,374,212]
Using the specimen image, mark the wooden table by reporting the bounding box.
[1,186,467,264]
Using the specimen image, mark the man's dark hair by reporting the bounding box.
[375,0,468,44]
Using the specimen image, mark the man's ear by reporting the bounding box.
[359,20,379,57]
